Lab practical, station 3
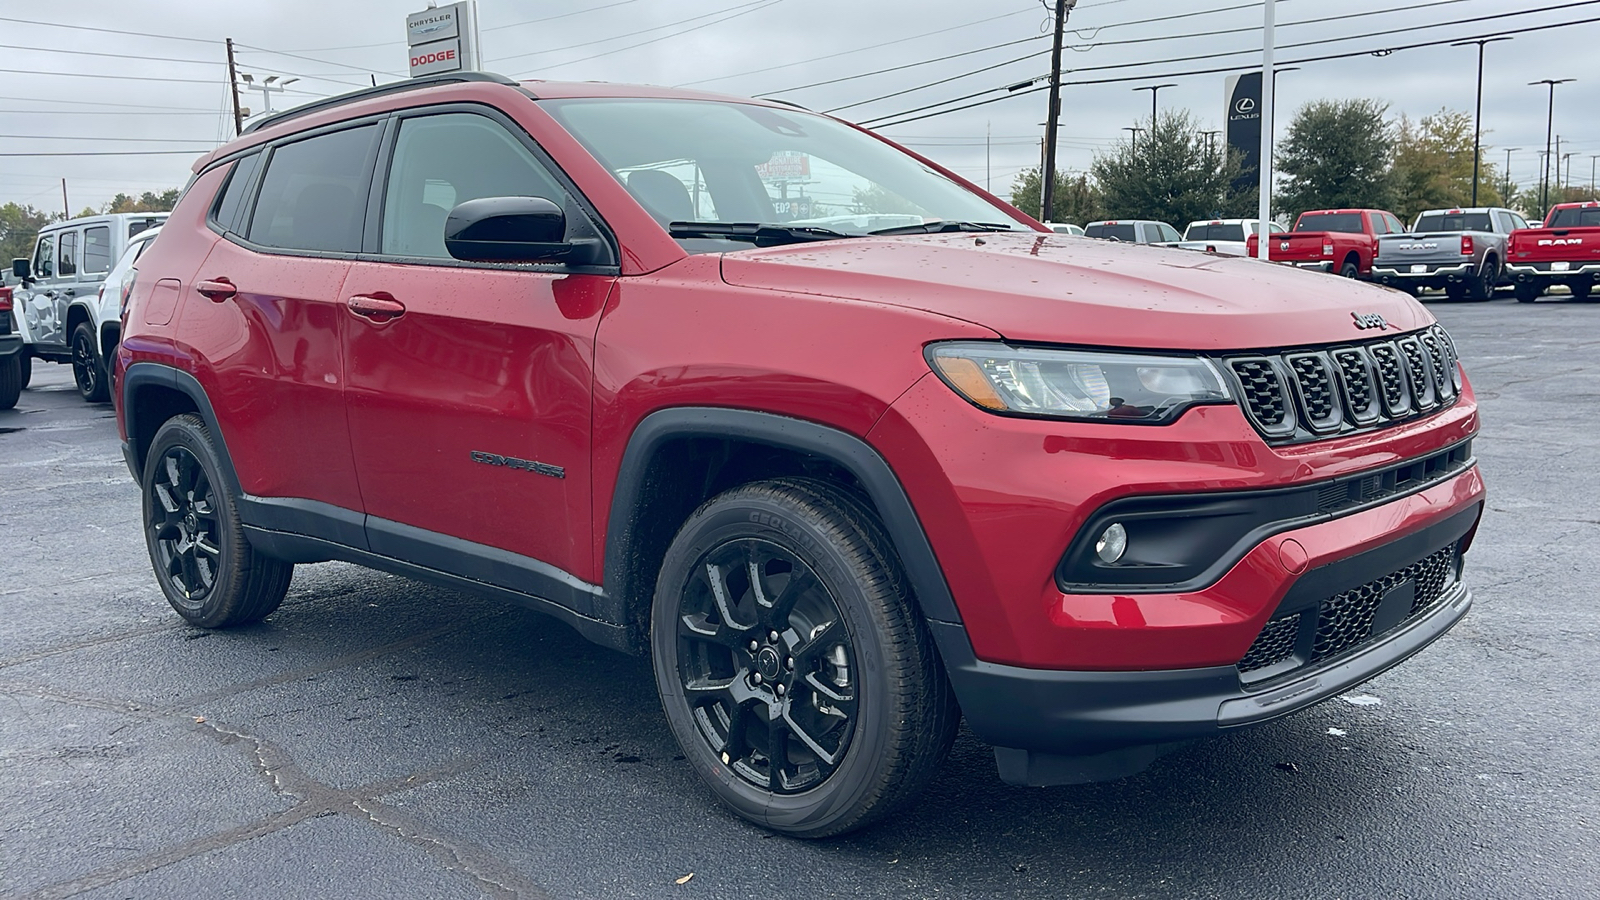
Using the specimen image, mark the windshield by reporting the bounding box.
[1414,213,1492,233]
[1296,213,1364,234]
[1185,223,1246,242]
[1085,223,1137,241]
[1547,207,1600,228]
[540,98,1029,249]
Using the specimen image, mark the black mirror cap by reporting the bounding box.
[444,196,579,264]
[11,258,29,280]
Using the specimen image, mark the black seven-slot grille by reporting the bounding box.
[1224,324,1460,443]
[1236,541,1460,680]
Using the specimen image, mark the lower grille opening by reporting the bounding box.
[1237,541,1461,682]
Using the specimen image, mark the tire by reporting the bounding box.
[650,478,959,838]
[1573,279,1593,302]
[142,414,292,628]
[1444,284,1466,302]
[71,322,110,402]
[1514,282,1541,303]
[17,353,30,390]
[1339,260,1361,279]
[1466,261,1495,301]
[0,353,20,411]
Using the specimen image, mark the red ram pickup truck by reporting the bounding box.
[1505,201,1600,302]
[1247,209,1407,279]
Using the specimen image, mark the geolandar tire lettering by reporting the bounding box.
[142,414,294,628]
[650,478,958,838]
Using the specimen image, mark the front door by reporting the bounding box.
[342,109,614,589]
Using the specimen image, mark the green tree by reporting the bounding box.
[852,183,921,215]
[1008,168,1104,225]
[103,188,181,214]
[1390,109,1501,222]
[1090,109,1245,226]
[1278,99,1395,215]
[0,202,57,266]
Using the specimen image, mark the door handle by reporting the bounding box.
[347,293,406,323]
[62,287,75,297]
[196,279,237,302]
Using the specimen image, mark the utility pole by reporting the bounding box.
[1562,152,1576,195]
[1503,148,1519,202]
[1454,37,1511,207]
[226,38,244,136]
[1123,126,1143,152]
[1134,83,1176,133]
[1591,154,1599,195]
[1039,0,1078,225]
[1257,0,1276,260]
[986,121,991,193]
[1531,78,1574,216]
[61,179,68,218]
[1200,130,1221,161]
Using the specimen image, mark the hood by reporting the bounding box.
[719,232,1433,350]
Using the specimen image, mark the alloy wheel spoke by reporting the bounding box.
[804,671,852,704]
[781,705,843,768]
[194,533,222,557]
[789,618,839,664]
[701,561,751,632]
[766,716,789,790]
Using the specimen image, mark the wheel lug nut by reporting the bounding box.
[776,683,786,696]
[749,640,759,652]
[768,630,780,643]
[752,673,763,685]
[785,657,795,670]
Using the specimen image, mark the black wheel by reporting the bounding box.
[1339,260,1360,279]
[142,414,292,628]
[71,322,110,402]
[1573,279,1593,302]
[17,353,30,390]
[651,479,959,838]
[1465,262,1495,301]
[0,353,20,410]
[1514,282,1540,303]
[1444,284,1466,302]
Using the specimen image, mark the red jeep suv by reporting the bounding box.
[115,74,1484,837]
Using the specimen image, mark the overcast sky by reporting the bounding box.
[1,0,1594,214]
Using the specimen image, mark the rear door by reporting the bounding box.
[184,123,382,518]
[341,107,616,589]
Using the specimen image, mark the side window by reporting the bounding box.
[1510,212,1530,230]
[1158,223,1181,242]
[58,230,78,277]
[211,152,262,233]
[1384,213,1405,234]
[1367,214,1386,235]
[381,113,570,259]
[33,234,55,279]
[247,124,380,254]
[83,226,112,275]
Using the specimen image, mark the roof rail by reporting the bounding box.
[241,71,519,135]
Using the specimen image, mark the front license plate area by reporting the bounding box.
[1370,579,1418,638]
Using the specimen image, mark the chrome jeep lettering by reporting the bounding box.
[1351,312,1390,331]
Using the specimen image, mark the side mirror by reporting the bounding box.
[444,196,600,265]
[12,258,29,281]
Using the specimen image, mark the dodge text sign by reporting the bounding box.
[406,1,478,78]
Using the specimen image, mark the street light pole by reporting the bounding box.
[1591,154,1599,195]
[1530,78,1574,217]
[1503,147,1519,202]
[1133,83,1177,132]
[1257,0,1276,260]
[1123,126,1144,152]
[1040,0,1079,224]
[1453,37,1511,207]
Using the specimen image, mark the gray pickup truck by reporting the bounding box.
[1371,207,1530,300]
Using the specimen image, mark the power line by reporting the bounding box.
[0,42,220,66]
[512,0,785,76]
[485,0,651,33]
[0,109,220,116]
[0,150,206,157]
[678,4,1041,87]
[0,134,218,143]
[495,0,774,69]
[0,15,216,44]
[234,42,403,79]
[861,1,1600,127]
[0,68,224,85]
[825,48,1046,113]
[0,95,214,112]
[756,35,1046,98]
[868,10,1600,129]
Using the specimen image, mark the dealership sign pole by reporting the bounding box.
[1257,0,1274,261]
[408,2,481,78]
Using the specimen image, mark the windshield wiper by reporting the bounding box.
[866,220,1017,236]
[668,221,853,246]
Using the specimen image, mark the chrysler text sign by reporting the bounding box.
[407,1,478,77]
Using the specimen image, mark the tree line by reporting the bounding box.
[1011,99,1588,229]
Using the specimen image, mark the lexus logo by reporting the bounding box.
[1235,98,1257,114]
[1351,312,1390,331]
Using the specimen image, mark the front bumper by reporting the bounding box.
[929,483,1482,785]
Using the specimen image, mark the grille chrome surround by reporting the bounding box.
[1222,326,1460,444]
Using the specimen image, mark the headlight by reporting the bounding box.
[927,342,1232,424]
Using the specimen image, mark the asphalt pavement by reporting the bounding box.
[2,293,1597,899]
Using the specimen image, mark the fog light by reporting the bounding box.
[1095,523,1128,564]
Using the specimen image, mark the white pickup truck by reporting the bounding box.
[9,212,166,400]
[1175,218,1285,256]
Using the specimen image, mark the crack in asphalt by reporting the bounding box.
[1,652,544,899]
